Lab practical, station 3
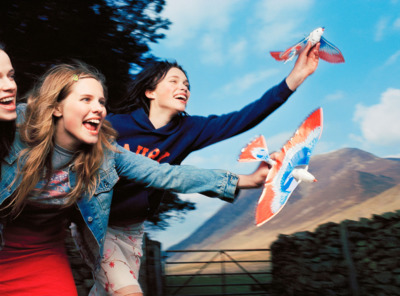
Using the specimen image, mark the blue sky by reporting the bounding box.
[146,0,400,249]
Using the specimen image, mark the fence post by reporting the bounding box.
[140,233,164,296]
[220,251,226,295]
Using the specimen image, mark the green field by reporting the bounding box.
[165,273,272,295]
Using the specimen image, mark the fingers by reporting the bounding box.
[303,41,320,58]
[304,41,312,51]
[270,151,279,160]
[312,43,321,59]
[254,163,270,186]
[298,42,312,59]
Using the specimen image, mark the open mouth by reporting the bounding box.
[0,96,16,109]
[174,94,188,103]
[83,119,101,133]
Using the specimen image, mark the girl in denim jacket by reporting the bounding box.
[0,62,269,295]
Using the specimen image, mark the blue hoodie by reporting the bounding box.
[107,79,293,225]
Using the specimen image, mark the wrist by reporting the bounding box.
[285,72,305,91]
[237,174,253,189]
[237,175,245,188]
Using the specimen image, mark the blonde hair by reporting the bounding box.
[8,62,118,216]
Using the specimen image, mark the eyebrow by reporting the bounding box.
[80,94,107,101]
[168,75,189,83]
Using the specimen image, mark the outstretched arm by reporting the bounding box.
[116,144,276,203]
[285,42,320,91]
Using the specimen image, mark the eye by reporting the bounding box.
[82,97,91,102]
[8,71,15,81]
[99,99,106,106]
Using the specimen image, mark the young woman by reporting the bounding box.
[92,42,321,295]
[0,62,269,295]
[0,44,18,175]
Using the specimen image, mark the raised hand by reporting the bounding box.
[285,41,321,91]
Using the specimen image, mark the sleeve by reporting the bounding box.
[190,79,293,150]
[114,145,239,202]
[16,103,27,125]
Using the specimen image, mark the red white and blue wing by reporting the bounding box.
[255,108,323,226]
[319,36,345,63]
[238,135,270,162]
[270,37,308,62]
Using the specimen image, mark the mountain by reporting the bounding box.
[168,148,400,260]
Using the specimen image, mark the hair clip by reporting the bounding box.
[72,74,79,81]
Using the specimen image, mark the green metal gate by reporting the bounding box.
[163,249,272,296]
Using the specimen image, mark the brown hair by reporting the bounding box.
[7,62,117,216]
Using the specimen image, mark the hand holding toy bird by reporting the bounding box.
[238,108,323,226]
[270,27,344,63]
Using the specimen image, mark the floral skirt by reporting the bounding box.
[89,223,144,295]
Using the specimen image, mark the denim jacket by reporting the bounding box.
[0,133,239,271]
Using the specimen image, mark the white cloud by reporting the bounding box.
[200,33,224,65]
[252,0,314,51]
[160,0,241,47]
[374,17,389,41]
[324,90,345,102]
[159,0,314,65]
[255,21,300,52]
[394,17,400,29]
[159,0,247,65]
[313,140,336,155]
[254,0,314,23]
[213,68,280,98]
[200,37,248,66]
[264,131,293,152]
[384,50,400,66]
[264,129,329,156]
[354,88,400,145]
[227,39,248,65]
[385,153,400,158]
[182,153,234,170]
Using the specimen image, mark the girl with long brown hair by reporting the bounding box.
[0,62,269,295]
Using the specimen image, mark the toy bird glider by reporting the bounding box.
[270,27,344,63]
[238,107,323,226]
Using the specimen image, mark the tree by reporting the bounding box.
[1,0,198,229]
[147,191,196,230]
[0,0,170,106]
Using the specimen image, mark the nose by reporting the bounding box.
[180,82,189,91]
[1,77,17,93]
[91,100,105,114]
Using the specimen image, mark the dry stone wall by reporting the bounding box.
[270,210,400,296]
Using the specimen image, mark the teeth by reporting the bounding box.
[175,95,187,101]
[0,97,14,103]
[85,119,100,124]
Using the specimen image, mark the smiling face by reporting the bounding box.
[53,78,106,151]
[146,67,191,120]
[0,50,17,121]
